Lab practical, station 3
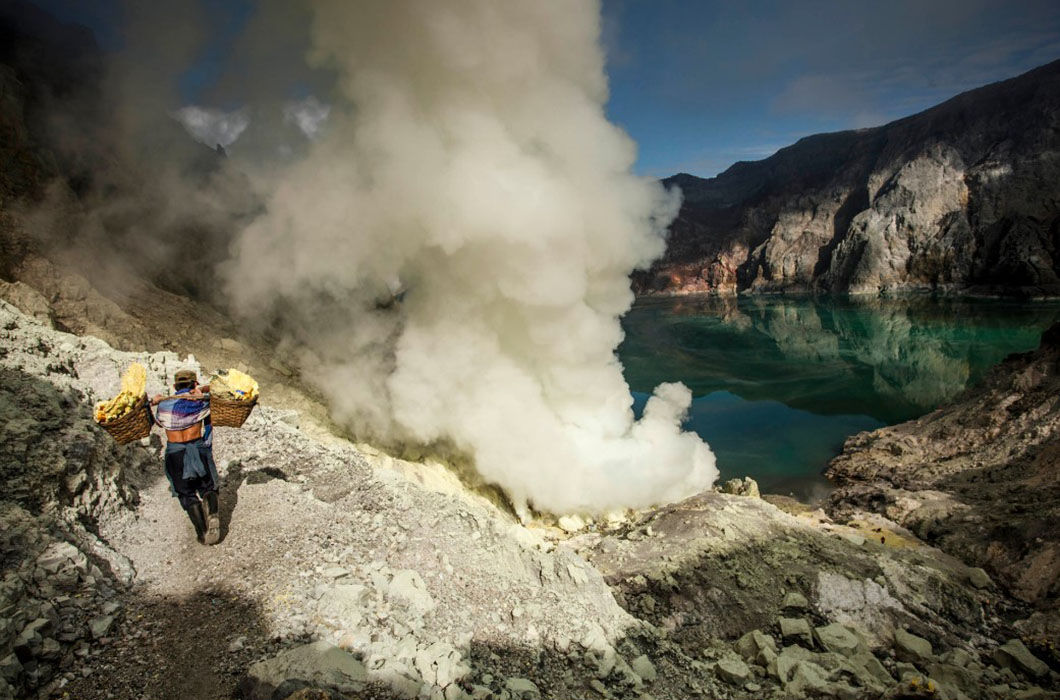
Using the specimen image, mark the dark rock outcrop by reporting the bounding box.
[0,1,101,205]
[0,304,155,700]
[640,60,1060,297]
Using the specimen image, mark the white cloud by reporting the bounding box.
[283,96,331,139]
[173,105,250,148]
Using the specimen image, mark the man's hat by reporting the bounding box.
[174,369,198,384]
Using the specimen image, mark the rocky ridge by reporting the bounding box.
[638,60,1060,297]
[1,275,1058,699]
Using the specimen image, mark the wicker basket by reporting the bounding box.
[210,395,258,428]
[98,395,152,444]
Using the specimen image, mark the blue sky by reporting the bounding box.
[24,0,1060,178]
[602,0,1060,176]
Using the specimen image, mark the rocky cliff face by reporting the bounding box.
[639,60,1060,297]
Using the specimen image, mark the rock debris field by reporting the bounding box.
[0,299,1058,700]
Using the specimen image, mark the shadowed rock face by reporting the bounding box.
[639,59,1060,297]
[0,1,101,204]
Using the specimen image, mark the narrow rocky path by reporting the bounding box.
[59,463,288,700]
[46,411,634,700]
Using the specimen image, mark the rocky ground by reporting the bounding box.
[1,266,1059,700]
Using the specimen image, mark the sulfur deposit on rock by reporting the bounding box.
[718,476,760,498]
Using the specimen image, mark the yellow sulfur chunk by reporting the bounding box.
[210,368,259,402]
[94,390,141,422]
[94,363,148,424]
[120,363,146,396]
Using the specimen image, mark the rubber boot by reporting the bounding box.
[185,502,207,543]
[202,491,221,545]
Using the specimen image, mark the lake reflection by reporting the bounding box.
[620,295,1060,498]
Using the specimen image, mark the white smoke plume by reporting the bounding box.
[227,0,717,513]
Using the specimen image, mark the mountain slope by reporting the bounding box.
[639,60,1060,296]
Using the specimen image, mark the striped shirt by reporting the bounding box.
[155,389,213,446]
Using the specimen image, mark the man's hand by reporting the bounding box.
[188,388,206,400]
[150,394,164,405]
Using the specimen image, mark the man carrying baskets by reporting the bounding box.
[151,368,222,545]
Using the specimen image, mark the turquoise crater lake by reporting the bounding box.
[619,296,1060,502]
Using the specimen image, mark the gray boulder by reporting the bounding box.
[88,615,114,639]
[848,649,893,686]
[894,628,933,664]
[714,655,751,686]
[993,639,1049,678]
[241,642,367,700]
[505,677,540,699]
[926,661,978,697]
[967,567,993,589]
[785,660,831,696]
[630,654,656,683]
[733,629,776,662]
[779,617,814,647]
[781,591,809,611]
[772,646,815,683]
[814,623,860,658]
[0,655,21,683]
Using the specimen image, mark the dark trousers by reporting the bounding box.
[164,442,218,510]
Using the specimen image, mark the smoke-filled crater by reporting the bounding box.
[224,1,719,515]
